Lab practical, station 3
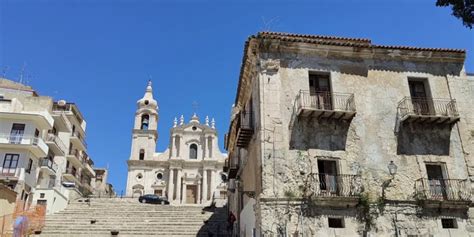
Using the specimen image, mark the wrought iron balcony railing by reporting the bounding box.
[295,90,356,113]
[415,178,471,202]
[307,173,362,198]
[398,97,459,122]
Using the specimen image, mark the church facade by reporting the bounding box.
[126,82,227,206]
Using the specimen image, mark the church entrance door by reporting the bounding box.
[186,185,197,204]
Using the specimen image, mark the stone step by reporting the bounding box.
[39,198,228,237]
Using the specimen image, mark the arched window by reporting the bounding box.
[189,144,198,159]
[141,114,149,130]
[139,149,145,160]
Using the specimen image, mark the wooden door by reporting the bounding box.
[409,80,430,115]
[154,189,162,197]
[309,75,332,110]
[317,160,338,195]
[426,164,447,200]
[186,185,197,204]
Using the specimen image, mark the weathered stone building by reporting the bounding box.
[225,32,474,236]
[126,82,227,206]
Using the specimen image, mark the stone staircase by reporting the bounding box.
[36,198,228,237]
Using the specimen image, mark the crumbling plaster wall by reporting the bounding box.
[254,50,473,236]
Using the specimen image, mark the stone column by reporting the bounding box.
[202,169,208,203]
[197,181,201,204]
[209,170,216,201]
[168,169,174,201]
[176,169,182,204]
[182,182,187,204]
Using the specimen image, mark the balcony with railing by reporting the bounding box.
[67,149,85,167]
[398,97,460,124]
[39,158,57,176]
[0,98,54,129]
[228,150,240,179]
[45,133,67,155]
[52,103,85,129]
[71,131,87,150]
[306,173,362,207]
[236,112,254,148]
[0,134,48,157]
[415,178,471,208]
[292,90,356,122]
[0,167,20,180]
[62,167,81,186]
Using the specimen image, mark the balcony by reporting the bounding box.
[307,173,362,207]
[398,97,460,124]
[223,158,229,172]
[70,131,87,151]
[67,149,85,167]
[62,167,81,186]
[39,158,57,176]
[227,150,240,179]
[0,167,20,181]
[0,134,48,157]
[0,99,54,129]
[415,178,471,208]
[292,90,356,123]
[45,133,67,155]
[236,112,254,148]
[52,103,86,132]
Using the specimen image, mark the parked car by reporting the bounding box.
[138,194,170,204]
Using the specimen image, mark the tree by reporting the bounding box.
[436,0,474,28]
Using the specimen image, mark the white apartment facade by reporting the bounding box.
[0,78,96,215]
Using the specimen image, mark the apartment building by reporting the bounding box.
[0,78,96,214]
[225,32,474,237]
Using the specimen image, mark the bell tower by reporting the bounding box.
[130,80,158,161]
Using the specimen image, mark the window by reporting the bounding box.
[141,114,149,130]
[328,217,344,228]
[2,154,19,175]
[40,193,45,198]
[189,144,198,159]
[10,123,25,144]
[441,219,457,229]
[139,149,145,160]
[156,172,163,180]
[26,159,33,174]
[37,200,47,206]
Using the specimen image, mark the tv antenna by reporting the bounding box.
[1,66,9,78]
[192,101,199,115]
[261,16,280,32]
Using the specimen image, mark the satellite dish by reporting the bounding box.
[57,100,67,106]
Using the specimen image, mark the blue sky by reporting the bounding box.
[0,0,472,193]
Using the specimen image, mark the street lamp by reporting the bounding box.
[388,161,398,176]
